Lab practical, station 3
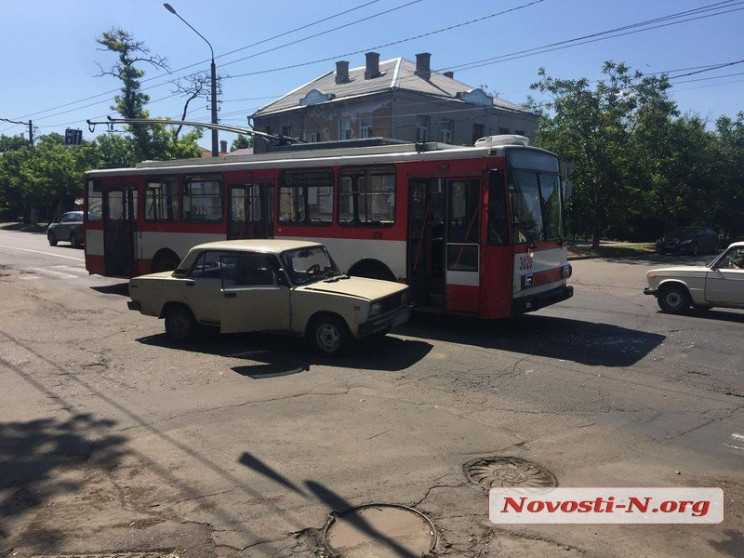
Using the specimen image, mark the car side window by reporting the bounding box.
[188,251,226,279]
[221,253,281,288]
[719,248,744,269]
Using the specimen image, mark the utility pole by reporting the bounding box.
[0,118,33,145]
[164,3,219,157]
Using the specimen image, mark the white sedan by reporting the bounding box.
[644,242,744,314]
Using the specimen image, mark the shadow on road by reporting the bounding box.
[136,330,433,374]
[90,282,130,296]
[397,313,665,367]
[0,414,128,550]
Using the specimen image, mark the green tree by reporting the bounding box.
[96,28,167,161]
[231,134,253,151]
[530,62,641,247]
[711,113,744,241]
[95,28,202,162]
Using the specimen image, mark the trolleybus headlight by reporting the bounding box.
[562,264,572,279]
[521,274,534,289]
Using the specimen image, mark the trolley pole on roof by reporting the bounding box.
[164,3,219,158]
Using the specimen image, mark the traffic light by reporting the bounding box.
[64,128,83,146]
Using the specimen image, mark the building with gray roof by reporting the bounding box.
[250,52,537,153]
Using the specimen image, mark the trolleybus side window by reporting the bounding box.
[145,176,178,222]
[183,175,223,223]
[87,180,102,222]
[338,166,395,226]
[279,169,333,226]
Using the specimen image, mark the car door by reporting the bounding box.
[57,213,72,239]
[219,252,291,333]
[181,250,229,325]
[705,247,744,306]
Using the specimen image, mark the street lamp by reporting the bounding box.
[163,3,219,157]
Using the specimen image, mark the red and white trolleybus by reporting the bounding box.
[84,135,572,318]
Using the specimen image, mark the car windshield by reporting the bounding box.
[281,246,339,285]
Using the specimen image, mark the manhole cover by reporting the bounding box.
[464,456,558,489]
[322,503,437,558]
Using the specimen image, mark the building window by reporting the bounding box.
[281,125,293,138]
[338,166,396,227]
[360,115,373,138]
[440,120,453,144]
[145,176,178,222]
[338,118,352,140]
[499,127,510,135]
[279,169,334,226]
[472,123,485,144]
[515,129,526,136]
[307,132,321,143]
[183,175,223,223]
[416,116,429,143]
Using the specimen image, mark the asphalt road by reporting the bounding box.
[0,228,742,558]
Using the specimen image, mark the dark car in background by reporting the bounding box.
[655,226,718,255]
[47,211,84,248]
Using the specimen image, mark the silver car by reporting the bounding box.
[644,242,744,313]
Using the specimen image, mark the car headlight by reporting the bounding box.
[370,301,383,316]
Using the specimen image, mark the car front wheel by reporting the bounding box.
[309,315,350,356]
[164,305,197,342]
[658,285,691,314]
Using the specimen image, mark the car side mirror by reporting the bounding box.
[277,273,290,287]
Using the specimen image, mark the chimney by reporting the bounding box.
[335,60,349,84]
[415,52,431,80]
[443,71,454,79]
[365,52,380,80]
[220,140,227,154]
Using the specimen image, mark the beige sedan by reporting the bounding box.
[644,242,744,314]
[128,239,411,355]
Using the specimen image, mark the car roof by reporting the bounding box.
[189,239,323,254]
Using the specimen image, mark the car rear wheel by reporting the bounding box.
[70,232,81,248]
[658,285,691,314]
[309,315,350,356]
[47,231,58,246]
[164,305,197,342]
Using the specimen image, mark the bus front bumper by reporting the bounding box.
[513,285,573,315]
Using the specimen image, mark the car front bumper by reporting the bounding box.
[357,305,413,338]
[643,288,657,297]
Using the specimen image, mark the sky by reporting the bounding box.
[1,0,743,151]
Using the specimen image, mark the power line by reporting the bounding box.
[444,1,744,72]
[10,0,411,123]
[227,0,547,80]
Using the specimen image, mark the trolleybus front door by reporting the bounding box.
[103,188,138,278]
[408,178,481,313]
[408,179,445,309]
[228,184,274,240]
